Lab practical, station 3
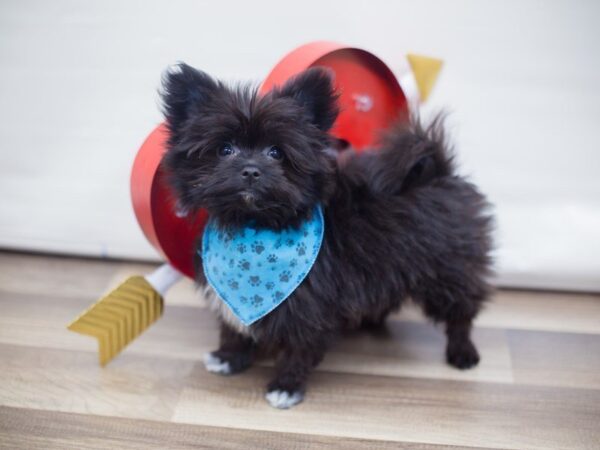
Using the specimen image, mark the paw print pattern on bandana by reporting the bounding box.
[202,205,324,325]
[279,270,291,282]
[272,291,284,302]
[251,295,264,307]
[251,241,265,254]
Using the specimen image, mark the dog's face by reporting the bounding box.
[161,64,339,229]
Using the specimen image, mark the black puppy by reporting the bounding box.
[160,64,493,409]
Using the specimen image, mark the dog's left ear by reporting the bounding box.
[161,63,219,140]
[278,67,339,131]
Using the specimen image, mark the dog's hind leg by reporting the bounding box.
[411,282,487,369]
[444,316,480,369]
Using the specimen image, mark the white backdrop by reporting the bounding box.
[1,0,599,291]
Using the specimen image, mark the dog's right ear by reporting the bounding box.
[161,63,218,139]
[277,67,339,132]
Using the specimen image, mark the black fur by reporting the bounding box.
[160,63,493,408]
[161,64,337,230]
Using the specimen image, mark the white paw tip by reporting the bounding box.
[265,389,303,409]
[203,352,231,375]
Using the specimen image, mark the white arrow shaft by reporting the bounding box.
[144,263,183,296]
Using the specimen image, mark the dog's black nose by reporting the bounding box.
[241,166,261,181]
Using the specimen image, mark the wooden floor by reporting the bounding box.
[0,251,599,449]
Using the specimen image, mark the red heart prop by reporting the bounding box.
[131,41,409,278]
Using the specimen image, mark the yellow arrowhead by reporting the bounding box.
[406,54,443,102]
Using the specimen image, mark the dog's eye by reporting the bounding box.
[267,146,283,160]
[218,145,235,158]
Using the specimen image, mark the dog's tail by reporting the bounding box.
[367,114,455,196]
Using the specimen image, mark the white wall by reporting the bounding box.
[1,0,599,291]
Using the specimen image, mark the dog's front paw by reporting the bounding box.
[265,389,304,409]
[203,352,232,375]
[446,339,480,369]
[203,349,253,376]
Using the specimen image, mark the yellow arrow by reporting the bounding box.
[407,54,443,102]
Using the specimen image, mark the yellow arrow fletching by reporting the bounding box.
[86,316,120,362]
[68,319,114,366]
[98,301,135,344]
[406,54,443,102]
[118,281,162,327]
[67,276,163,366]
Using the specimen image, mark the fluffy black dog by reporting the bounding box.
[160,63,493,409]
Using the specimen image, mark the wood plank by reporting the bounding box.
[110,261,600,334]
[0,343,194,421]
[0,251,126,299]
[1,337,598,449]
[0,290,512,384]
[396,290,600,335]
[0,290,220,360]
[173,366,600,450]
[508,329,600,389]
[0,405,462,450]
[4,251,600,335]
[478,289,600,334]
[325,321,512,383]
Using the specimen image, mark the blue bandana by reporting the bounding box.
[201,206,324,325]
